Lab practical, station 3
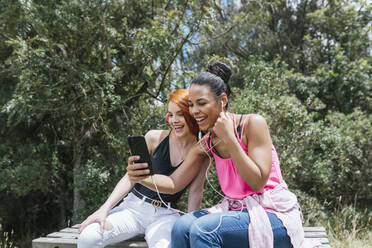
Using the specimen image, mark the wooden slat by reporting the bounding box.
[59,227,78,233]
[32,237,77,248]
[107,241,147,248]
[304,231,328,238]
[72,224,327,232]
[319,245,331,248]
[32,237,147,248]
[47,232,78,238]
[33,226,331,248]
[316,238,329,244]
[305,237,329,244]
[303,226,326,232]
[67,226,327,234]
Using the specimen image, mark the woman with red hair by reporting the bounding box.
[77,89,207,248]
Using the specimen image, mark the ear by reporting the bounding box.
[220,93,228,108]
[165,113,170,123]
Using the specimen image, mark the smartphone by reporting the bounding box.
[127,135,154,176]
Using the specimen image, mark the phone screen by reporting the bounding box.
[127,135,154,175]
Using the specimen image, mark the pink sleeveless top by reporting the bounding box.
[205,116,283,200]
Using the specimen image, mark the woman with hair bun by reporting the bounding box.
[78,89,208,248]
[127,61,306,248]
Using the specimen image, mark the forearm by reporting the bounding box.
[100,173,134,211]
[128,145,207,195]
[139,162,203,195]
[139,174,178,194]
[187,160,208,211]
[187,187,204,212]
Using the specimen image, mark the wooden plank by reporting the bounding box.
[46,231,145,242]
[317,238,329,244]
[107,241,147,248]
[319,245,331,248]
[32,237,77,248]
[71,225,327,234]
[34,237,330,248]
[303,226,326,232]
[47,232,78,238]
[68,226,327,235]
[72,224,327,232]
[305,237,329,244]
[32,237,147,248]
[304,232,328,238]
[34,226,331,248]
[59,227,78,233]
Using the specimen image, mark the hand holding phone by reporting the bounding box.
[127,135,154,176]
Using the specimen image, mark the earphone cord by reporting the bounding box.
[150,131,245,234]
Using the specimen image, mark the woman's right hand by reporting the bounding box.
[78,207,109,234]
[127,155,150,182]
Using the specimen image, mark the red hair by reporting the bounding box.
[168,89,199,136]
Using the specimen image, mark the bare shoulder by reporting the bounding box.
[246,114,268,128]
[145,130,170,153]
[241,114,270,144]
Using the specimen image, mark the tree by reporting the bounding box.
[0,0,213,243]
[186,0,371,115]
[288,0,372,114]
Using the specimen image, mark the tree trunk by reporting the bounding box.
[72,140,85,222]
[59,194,66,228]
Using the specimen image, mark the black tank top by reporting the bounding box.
[131,134,186,206]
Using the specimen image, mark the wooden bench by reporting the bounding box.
[32,224,331,247]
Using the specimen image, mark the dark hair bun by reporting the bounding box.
[206,61,232,84]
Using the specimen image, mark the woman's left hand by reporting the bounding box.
[213,111,235,143]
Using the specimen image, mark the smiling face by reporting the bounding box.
[188,84,222,132]
[168,101,191,137]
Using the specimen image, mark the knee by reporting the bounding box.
[77,224,102,248]
[171,214,194,239]
[189,223,202,242]
[151,238,171,248]
[189,221,218,246]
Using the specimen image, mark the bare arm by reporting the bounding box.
[214,113,272,192]
[231,115,272,191]
[99,130,164,211]
[127,143,207,194]
[187,158,209,212]
[99,173,134,211]
[79,130,165,234]
[78,173,134,233]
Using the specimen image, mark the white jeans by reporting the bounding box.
[78,193,180,248]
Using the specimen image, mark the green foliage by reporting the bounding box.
[293,189,372,248]
[78,100,169,219]
[229,59,371,206]
[188,0,372,115]
[326,197,371,245]
[191,0,371,207]
[0,228,16,248]
[0,0,370,246]
[0,0,213,245]
[310,109,371,203]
